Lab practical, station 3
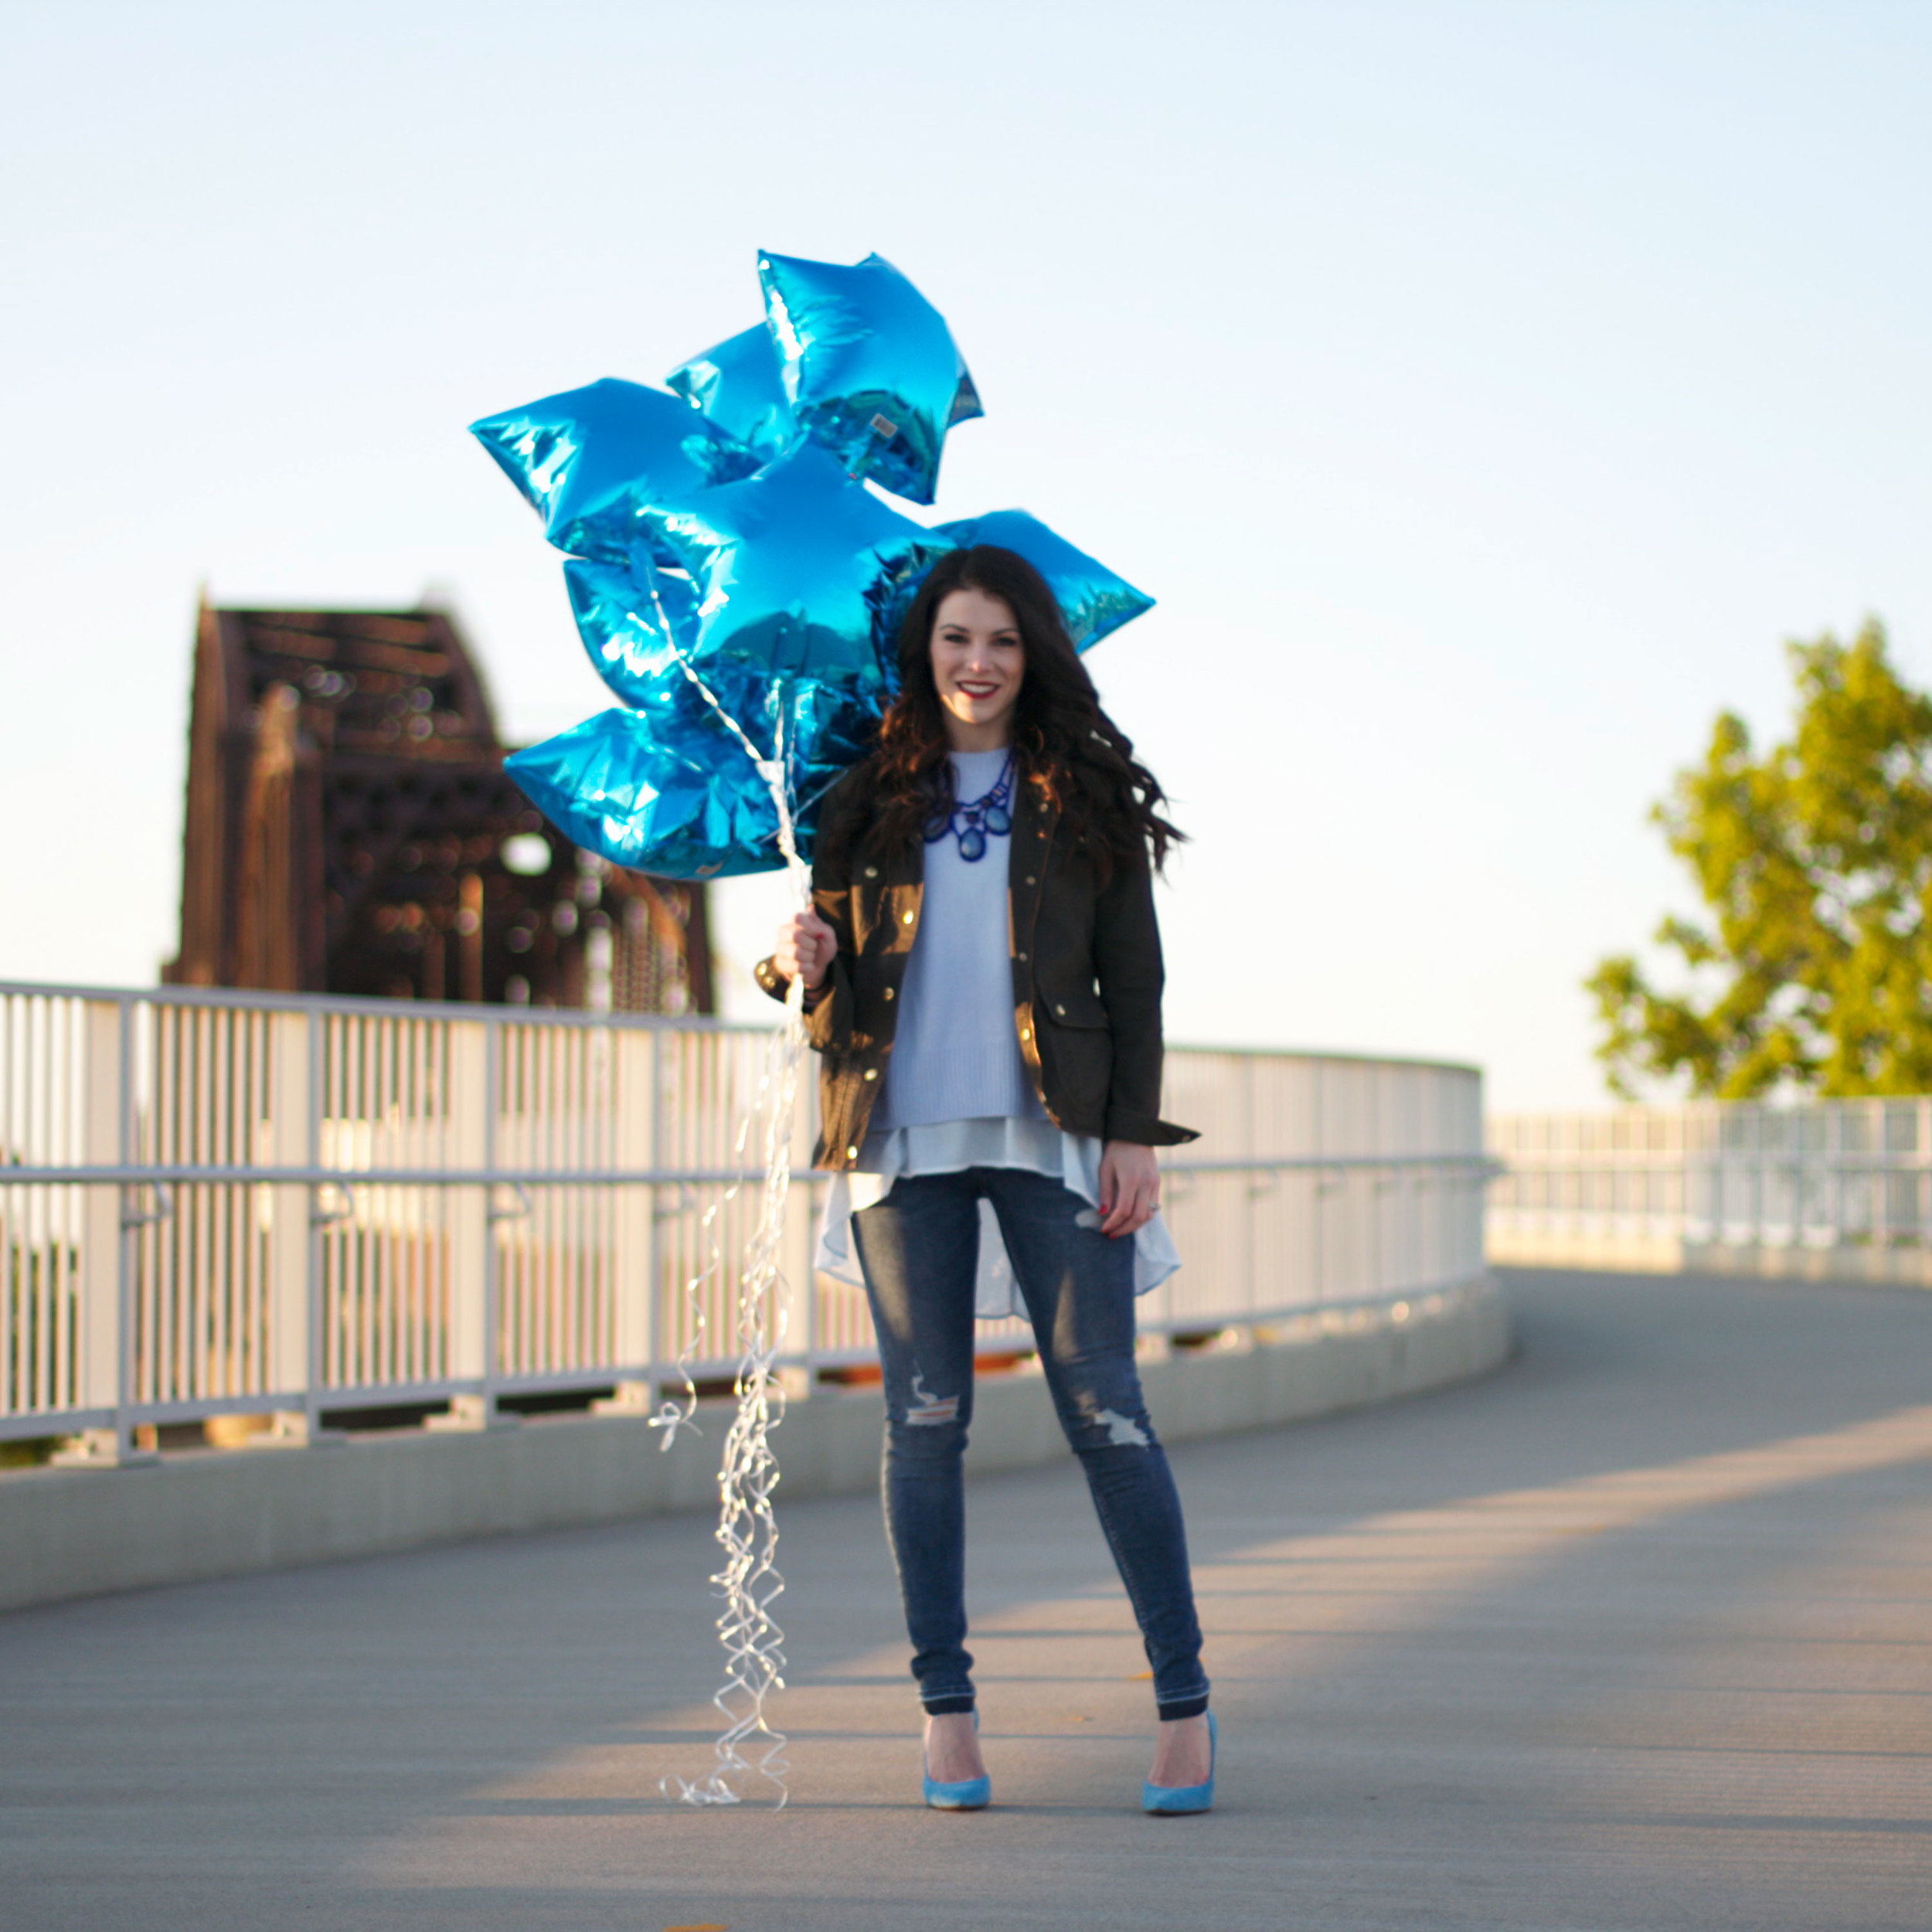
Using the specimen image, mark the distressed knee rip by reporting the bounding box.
[1060,1380,1152,1447]
[1091,1406,1150,1447]
[905,1369,961,1427]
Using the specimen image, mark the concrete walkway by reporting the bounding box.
[3,1267,1929,1931]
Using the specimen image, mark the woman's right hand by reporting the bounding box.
[774,909,837,990]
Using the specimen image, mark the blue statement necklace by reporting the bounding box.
[925,753,1016,862]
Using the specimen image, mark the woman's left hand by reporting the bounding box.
[1097,1141,1161,1238]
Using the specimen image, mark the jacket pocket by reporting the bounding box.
[1036,989,1112,1128]
[1036,987,1109,1030]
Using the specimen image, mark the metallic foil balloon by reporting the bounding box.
[564,549,879,796]
[639,438,951,702]
[666,325,800,466]
[948,360,985,427]
[757,250,980,505]
[933,509,1156,649]
[470,378,757,564]
[564,553,699,707]
[506,705,782,879]
[507,670,877,878]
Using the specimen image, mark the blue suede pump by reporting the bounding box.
[1141,1710,1216,1815]
[922,1710,989,1811]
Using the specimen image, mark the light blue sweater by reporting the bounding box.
[869,749,1046,1131]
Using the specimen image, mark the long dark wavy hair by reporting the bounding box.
[863,546,1182,877]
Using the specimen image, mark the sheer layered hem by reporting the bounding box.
[815,1116,1181,1320]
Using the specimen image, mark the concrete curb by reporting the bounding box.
[1,1277,1509,1614]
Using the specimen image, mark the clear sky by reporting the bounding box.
[5,0,1929,1110]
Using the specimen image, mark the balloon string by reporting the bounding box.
[649,617,810,1811]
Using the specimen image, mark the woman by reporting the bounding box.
[759,546,1215,1814]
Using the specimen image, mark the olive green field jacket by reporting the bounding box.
[755,760,1199,1172]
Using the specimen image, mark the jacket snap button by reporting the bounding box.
[846,1145,859,1160]
[863,1068,877,1080]
[1020,1026,1031,1041]
[883,987,895,1000]
[1055,1002,1066,1015]
[1016,951,1027,961]
[1025,876,1036,886]
[901,910,914,924]
[864,866,879,877]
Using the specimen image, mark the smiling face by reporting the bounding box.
[929,585,1025,752]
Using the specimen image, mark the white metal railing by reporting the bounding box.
[2,981,1489,1460]
[1488,1097,1932,1270]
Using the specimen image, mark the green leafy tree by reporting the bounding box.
[1589,620,1932,1099]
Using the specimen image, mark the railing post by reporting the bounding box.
[648,1027,665,1394]
[1468,1068,1485,1282]
[54,997,154,1466]
[264,1009,337,1446]
[1311,1063,1327,1304]
[428,1017,512,1431]
[1921,1099,1931,1246]
[1240,1055,1257,1323]
[600,1023,658,1411]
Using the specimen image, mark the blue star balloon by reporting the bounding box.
[758,250,980,505]
[564,553,699,706]
[931,509,1155,650]
[507,667,879,876]
[638,438,951,702]
[666,325,800,466]
[947,360,985,427]
[470,378,757,564]
[507,705,779,879]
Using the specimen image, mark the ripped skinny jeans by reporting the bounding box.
[850,1165,1209,1721]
